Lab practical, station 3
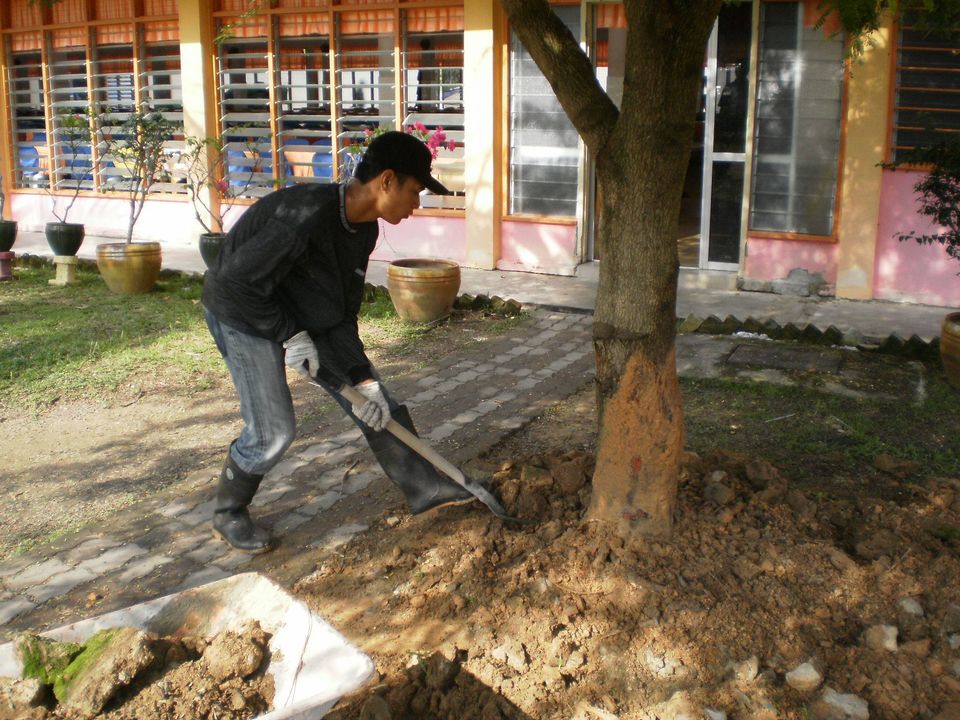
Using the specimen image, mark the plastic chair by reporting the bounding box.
[312,139,333,180]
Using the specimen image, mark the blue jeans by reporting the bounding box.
[204,307,398,475]
[204,307,297,475]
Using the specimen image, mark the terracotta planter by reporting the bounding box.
[45,222,85,256]
[386,258,461,323]
[941,312,960,389]
[0,220,16,253]
[199,232,227,270]
[96,242,162,294]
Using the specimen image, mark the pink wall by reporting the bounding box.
[874,169,960,308]
[743,236,838,286]
[498,220,579,276]
[11,192,200,245]
[368,214,467,265]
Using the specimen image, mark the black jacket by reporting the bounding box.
[202,183,379,383]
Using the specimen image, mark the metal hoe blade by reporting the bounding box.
[308,376,520,522]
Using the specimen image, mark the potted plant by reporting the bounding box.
[0,173,16,253]
[45,110,90,257]
[178,134,259,269]
[94,105,176,294]
[890,139,960,387]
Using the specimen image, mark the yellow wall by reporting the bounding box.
[463,0,501,269]
[835,17,894,300]
[178,0,219,234]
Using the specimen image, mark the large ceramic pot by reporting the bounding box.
[96,242,163,294]
[45,222,85,256]
[0,220,17,253]
[199,232,227,270]
[386,258,461,323]
[941,312,960,389]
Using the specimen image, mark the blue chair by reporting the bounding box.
[18,145,41,186]
[312,139,333,180]
[19,144,39,170]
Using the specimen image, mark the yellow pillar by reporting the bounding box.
[835,18,894,300]
[178,0,220,232]
[0,24,14,220]
[463,0,501,270]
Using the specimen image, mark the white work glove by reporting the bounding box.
[352,381,391,432]
[282,331,319,378]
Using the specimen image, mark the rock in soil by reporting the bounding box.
[54,627,156,715]
[1,621,274,719]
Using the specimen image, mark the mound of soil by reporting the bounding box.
[293,447,960,720]
[4,621,274,719]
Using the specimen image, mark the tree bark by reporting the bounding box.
[500,0,721,537]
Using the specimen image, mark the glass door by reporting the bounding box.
[586,2,751,268]
[700,3,752,269]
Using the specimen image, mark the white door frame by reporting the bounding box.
[699,19,745,271]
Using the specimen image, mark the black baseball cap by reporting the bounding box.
[359,130,451,196]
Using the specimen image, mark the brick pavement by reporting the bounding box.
[0,308,595,642]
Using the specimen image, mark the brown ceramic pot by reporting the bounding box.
[96,242,162,294]
[941,312,960,389]
[386,258,461,323]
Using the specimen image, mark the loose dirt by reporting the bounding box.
[5,307,960,718]
[291,385,960,720]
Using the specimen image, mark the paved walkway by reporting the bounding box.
[1,231,954,642]
[0,307,595,642]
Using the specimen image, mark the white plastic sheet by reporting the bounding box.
[0,572,374,719]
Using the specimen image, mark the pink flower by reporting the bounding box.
[414,121,428,132]
[215,179,229,193]
[446,140,456,152]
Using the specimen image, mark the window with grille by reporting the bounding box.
[217,22,275,199]
[508,5,580,217]
[212,4,465,207]
[3,2,182,195]
[402,8,464,210]
[748,2,845,237]
[7,41,48,189]
[891,9,960,160]
[48,37,96,192]
[92,39,135,191]
[275,15,334,184]
[335,10,396,181]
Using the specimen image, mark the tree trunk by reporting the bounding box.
[500,0,721,537]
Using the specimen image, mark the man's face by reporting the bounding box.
[378,172,423,225]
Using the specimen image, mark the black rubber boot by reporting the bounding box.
[211,452,272,553]
[366,405,476,514]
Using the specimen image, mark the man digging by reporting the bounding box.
[202,131,477,553]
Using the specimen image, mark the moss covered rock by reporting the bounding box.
[54,627,156,715]
[15,633,82,686]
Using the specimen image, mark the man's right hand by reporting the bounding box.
[282,331,319,378]
[351,380,391,431]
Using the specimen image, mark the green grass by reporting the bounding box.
[0,261,522,410]
[0,264,216,409]
[681,371,960,498]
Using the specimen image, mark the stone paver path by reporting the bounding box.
[0,309,595,642]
